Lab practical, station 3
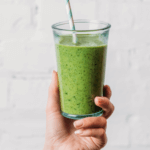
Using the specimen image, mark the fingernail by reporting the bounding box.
[73,120,83,128]
[94,97,98,103]
[97,97,105,103]
[95,97,101,104]
[75,130,83,135]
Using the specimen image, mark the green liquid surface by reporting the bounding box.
[56,34,107,115]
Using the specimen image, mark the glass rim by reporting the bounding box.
[51,19,111,32]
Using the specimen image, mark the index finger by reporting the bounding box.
[103,85,112,99]
[94,97,115,119]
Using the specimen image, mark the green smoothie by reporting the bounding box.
[56,34,107,115]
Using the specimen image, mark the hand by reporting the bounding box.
[43,71,115,150]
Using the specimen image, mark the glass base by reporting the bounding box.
[61,110,104,120]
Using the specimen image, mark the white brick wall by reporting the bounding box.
[0,0,150,150]
[3,41,55,72]
[0,78,8,108]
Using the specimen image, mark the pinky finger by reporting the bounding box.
[75,128,106,139]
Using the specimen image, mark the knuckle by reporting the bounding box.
[109,103,115,117]
[101,134,107,148]
[101,117,107,127]
[90,129,94,135]
[82,118,86,127]
[100,128,105,137]
[83,117,93,127]
[104,98,110,106]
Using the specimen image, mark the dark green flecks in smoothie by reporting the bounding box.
[56,34,107,115]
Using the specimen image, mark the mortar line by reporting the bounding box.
[95,0,100,19]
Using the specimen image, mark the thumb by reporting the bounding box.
[46,70,61,115]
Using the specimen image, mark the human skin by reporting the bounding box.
[43,71,114,150]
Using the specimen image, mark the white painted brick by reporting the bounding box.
[25,41,56,72]
[0,46,4,71]
[106,0,125,2]
[108,30,150,50]
[0,110,46,150]
[104,1,134,30]
[40,0,96,31]
[128,45,150,72]
[103,1,150,30]
[40,0,67,31]
[0,0,14,4]
[0,0,35,5]
[11,73,52,80]
[0,119,45,139]
[102,1,150,31]
[105,70,131,113]
[0,78,8,108]
[30,29,54,44]
[103,147,150,150]
[129,79,150,115]
[0,128,5,143]
[129,115,150,146]
[10,79,51,109]
[137,3,150,30]
[97,0,110,22]
[0,3,36,41]
[126,2,150,30]
[0,0,150,150]
[143,0,150,2]
[0,109,45,122]
[125,0,142,2]
[14,0,35,5]
[3,41,56,72]
[3,41,26,72]
[106,114,130,146]
[106,49,129,71]
[71,0,96,20]
[0,134,44,150]
[0,29,36,41]
[0,5,32,31]
[106,45,150,114]
[0,109,12,121]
